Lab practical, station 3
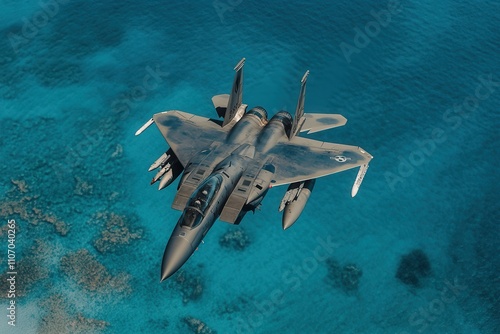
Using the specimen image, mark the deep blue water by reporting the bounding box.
[0,0,498,333]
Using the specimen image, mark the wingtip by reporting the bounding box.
[301,70,310,84]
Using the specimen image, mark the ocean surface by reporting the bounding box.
[0,0,498,333]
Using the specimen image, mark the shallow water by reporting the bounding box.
[0,0,498,333]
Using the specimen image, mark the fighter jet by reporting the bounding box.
[135,58,373,281]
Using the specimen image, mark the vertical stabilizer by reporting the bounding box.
[289,70,309,139]
[222,58,245,127]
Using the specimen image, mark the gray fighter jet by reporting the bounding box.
[135,58,373,281]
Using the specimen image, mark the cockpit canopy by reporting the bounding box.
[179,174,222,228]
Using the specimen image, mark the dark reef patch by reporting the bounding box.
[216,295,252,316]
[0,29,23,99]
[218,227,251,251]
[396,249,431,287]
[168,266,205,304]
[182,316,217,334]
[325,258,363,293]
[48,1,126,54]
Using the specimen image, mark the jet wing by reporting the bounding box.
[267,137,373,187]
[153,110,228,166]
[300,113,347,134]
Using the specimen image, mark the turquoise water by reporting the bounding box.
[0,0,498,333]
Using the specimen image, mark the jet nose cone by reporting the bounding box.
[160,237,194,282]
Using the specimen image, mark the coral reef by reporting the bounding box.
[182,316,217,334]
[111,144,123,158]
[396,249,431,287]
[0,179,69,236]
[38,294,108,334]
[60,249,131,294]
[325,258,363,293]
[218,227,250,251]
[216,295,251,316]
[74,176,94,196]
[169,267,204,304]
[91,212,143,253]
[11,179,28,193]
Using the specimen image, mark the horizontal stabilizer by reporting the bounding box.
[300,113,347,134]
[212,94,230,118]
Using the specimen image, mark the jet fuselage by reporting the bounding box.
[160,145,254,280]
